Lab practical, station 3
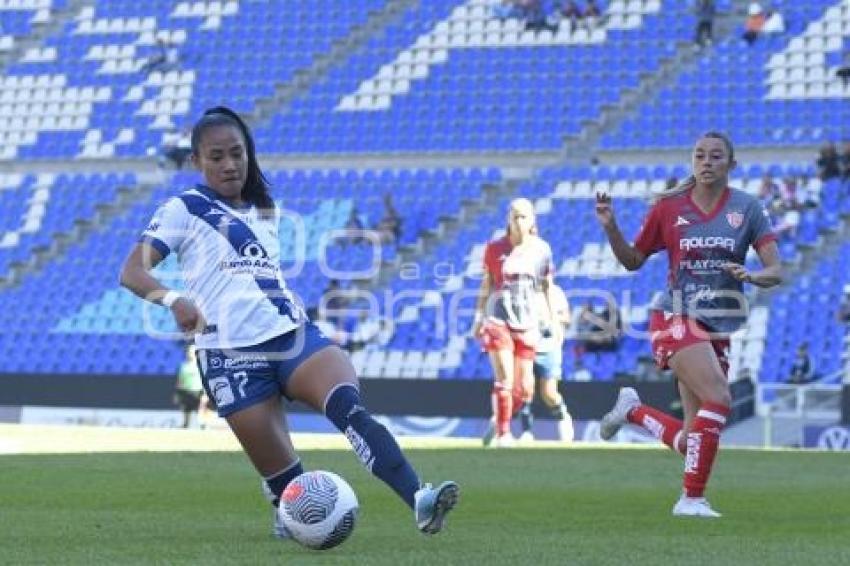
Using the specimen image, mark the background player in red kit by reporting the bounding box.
[473,198,556,447]
[594,132,782,517]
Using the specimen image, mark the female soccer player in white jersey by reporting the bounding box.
[594,132,782,517]
[120,107,458,537]
[473,198,557,447]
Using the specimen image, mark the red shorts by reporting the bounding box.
[479,321,537,361]
[649,311,730,376]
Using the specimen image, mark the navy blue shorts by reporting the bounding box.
[197,323,335,418]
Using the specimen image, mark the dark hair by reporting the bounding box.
[654,131,735,202]
[701,130,735,163]
[191,106,274,214]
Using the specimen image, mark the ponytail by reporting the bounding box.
[191,106,274,217]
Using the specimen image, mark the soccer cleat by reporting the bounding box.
[273,508,293,540]
[414,481,460,535]
[518,430,534,443]
[492,433,516,448]
[481,418,496,447]
[599,387,640,441]
[672,494,722,518]
[557,413,575,443]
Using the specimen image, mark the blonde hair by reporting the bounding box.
[505,197,537,237]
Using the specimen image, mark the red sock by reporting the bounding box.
[683,402,730,498]
[493,383,512,436]
[628,404,685,454]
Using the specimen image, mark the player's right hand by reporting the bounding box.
[595,191,615,228]
[171,297,207,335]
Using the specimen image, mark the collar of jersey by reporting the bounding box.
[194,183,250,211]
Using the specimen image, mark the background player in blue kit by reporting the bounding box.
[119,106,458,538]
[594,132,782,518]
[517,281,574,442]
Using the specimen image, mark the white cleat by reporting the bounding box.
[599,387,641,441]
[672,494,722,518]
[492,433,516,448]
[557,413,575,443]
[517,431,535,444]
[414,481,460,534]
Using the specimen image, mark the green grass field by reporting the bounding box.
[2,445,849,566]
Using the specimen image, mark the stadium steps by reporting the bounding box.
[562,0,753,164]
[0,0,91,71]
[356,173,518,294]
[245,0,421,127]
[0,170,161,291]
[759,210,850,303]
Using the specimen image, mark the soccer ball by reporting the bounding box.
[278,470,359,550]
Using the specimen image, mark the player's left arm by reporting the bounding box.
[725,240,783,288]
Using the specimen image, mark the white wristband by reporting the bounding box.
[161,290,183,308]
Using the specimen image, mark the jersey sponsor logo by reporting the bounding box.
[146,221,160,233]
[208,376,235,407]
[679,259,728,271]
[726,212,743,229]
[239,240,269,259]
[675,216,690,227]
[679,236,735,251]
[223,356,270,370]
[670,321,686,341]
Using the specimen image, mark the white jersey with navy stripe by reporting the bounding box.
[140,185,304,349]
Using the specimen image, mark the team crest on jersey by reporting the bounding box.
[670,321,686,341]
[725,212,743,229]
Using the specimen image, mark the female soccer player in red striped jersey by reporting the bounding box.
[472,198,557,447]
[594,132,782,517]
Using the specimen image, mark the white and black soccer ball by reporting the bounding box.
[278,470,359,550]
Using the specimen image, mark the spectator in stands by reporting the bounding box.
[121,105,458,537]
[583,0,602,29]
[375,193,402,246]
[337,207,367,247]
[771,198,800,238]
[762,8,785,34]
[576,301,620,354]
[521,0,559,33]
[159,127,192,169]
[141,37,180,76]
[492,0,522,20]
[836,52,850,87]
[757,174,779,207]
[559,0,582,33]
[816,142,841,182]
[742,3,766,46]
[173,344,209,429]
[320,278,349,326]
[839,141,850,181]
[694,0,716,48]
[789,342,814,384]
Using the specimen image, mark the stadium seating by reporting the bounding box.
[0,166,496,375]
[601,0,850,148]
[0,0,848,394]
